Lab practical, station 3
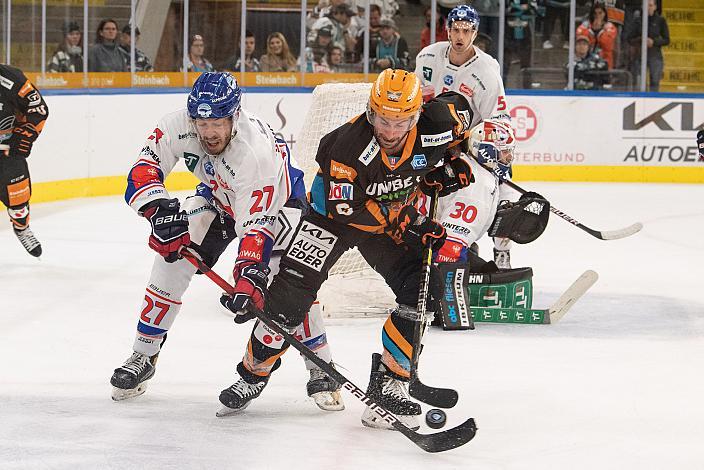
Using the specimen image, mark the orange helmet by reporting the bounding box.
[367,69,422,124]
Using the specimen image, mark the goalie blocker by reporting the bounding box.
[434,263,534,330]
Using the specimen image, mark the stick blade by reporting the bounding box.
[597,222,643,240]
[548,270,598,323]
[401,417,478,453]
[409,378,459,409]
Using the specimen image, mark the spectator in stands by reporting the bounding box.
[306,0,347,29]
[326,46,345,72]
[354,4,383,63]
[626,0,669,91]
[504,0,538,88]
[310,4,357,61]
[420,6,448,50]
[576,2,618,69]
[48,21,83,73]
[371,18,409,72]
[118,25,154,72]
[223,30,262,72]
[572,33,609,90]
[473,0,500,57]
[185,34,215,72]
[260,32,298,72]
[88,19,125,72]
[542,0,571,50]
[309,26,334,59]
[474,32,492,54]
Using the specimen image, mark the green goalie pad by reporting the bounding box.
[437,264,534,329]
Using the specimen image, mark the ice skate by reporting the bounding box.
[361,353,420,431]
[307,365,344,411]
[493,248,511,269]
[14,226,42,257]
[217,370,269,417]
[110,351,158,401]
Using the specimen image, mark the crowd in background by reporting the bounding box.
[45,0,669,91]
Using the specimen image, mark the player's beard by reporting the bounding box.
[374,127,408,154]
[199,136,230,155]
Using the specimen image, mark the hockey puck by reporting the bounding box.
[425,408,447,429]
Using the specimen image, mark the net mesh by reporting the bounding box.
[297,82,374,276]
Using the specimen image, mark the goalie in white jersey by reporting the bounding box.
[415,4,520,268]
[110,72,343,411]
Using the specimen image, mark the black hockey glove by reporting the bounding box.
[142,198,190,263]
[221,261,270,324]
[7,123,39,158]
[394,205,446,251]
[419,157,474,197]
[698,130,704,161]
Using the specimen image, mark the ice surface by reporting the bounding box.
[1,182,703,469]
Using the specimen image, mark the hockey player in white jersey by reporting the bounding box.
[415,4,519,268]
[110,72,342,411]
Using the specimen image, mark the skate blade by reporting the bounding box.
[111,383,148,401]
[311,390,345,412]
[360,407,419,431]
[215,400,251,418]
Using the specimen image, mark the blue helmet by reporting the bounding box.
[187,72,241,120]
[447,5,480,30]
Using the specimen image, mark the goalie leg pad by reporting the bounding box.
[466,267,534,310]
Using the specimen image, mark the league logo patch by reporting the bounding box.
[422,66,433,82]
[204,161,215,176]
[443,75,454,86]
[411,154,427,169]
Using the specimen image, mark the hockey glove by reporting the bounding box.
[7,123,39,158]
[221,261,270,324]
[395,204,446,251]
[419,157,474,197]
[143,198,190,263]
[698,130,704,162]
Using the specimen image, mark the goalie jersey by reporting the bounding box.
[309,91,474,234]
[125,108,305,251]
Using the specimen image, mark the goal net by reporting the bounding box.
[296,82,394,316]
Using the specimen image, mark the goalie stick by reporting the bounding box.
[476,162,642,240]
[179,247,478,453]
[471,269,599,324]
[409,190,461,410]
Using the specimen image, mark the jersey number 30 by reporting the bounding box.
[449,202,477,223]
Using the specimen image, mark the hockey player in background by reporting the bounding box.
[217,69,475,430]
[110,72,342,410]
[414,4,519,269]
[0,65,48,257]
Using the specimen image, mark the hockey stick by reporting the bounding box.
[477,162,642,240]
[409,191,460,409]
[179,247,477,453]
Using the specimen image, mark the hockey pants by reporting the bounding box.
[240,210,426,380]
